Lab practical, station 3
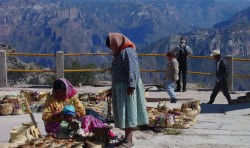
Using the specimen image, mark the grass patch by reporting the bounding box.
[164,128,182,135]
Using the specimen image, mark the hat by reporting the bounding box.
[210,49,220,56]
[63,105,76,117]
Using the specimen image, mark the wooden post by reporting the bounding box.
[0,50,7,87]
[56,51,64,79]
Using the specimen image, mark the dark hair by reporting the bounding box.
[180,36,186,41]
[106,36,110,48]
[53,79,66,91]
[166,52,174,58]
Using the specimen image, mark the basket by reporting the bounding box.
[37,92,50,102]
[0,103,13,115]
[9,130,27,144]
[13,108,23,115]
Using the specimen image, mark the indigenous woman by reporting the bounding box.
[42,78,114,137]
[106,32,149,148]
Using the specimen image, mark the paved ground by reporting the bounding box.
[0,85,249,148]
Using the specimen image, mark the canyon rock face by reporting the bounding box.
[0,0,249,90]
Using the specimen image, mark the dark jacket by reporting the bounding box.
[216,58,229,81]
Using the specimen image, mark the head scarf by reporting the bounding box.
[108,32,136,55]
[53,78,77,101]
[63,105,76,117]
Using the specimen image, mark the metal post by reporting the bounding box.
[225,55,233,92]
[0,50,7,87]
[56,51,64,79]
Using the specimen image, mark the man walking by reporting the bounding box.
[206,49,233,104]
[173,36,193,92]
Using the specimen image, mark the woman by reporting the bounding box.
[106,32,149,148]
[42,78,114,137]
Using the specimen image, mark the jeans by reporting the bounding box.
[165,80,176,100]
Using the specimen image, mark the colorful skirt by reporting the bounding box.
[112,78,149,129]
[45,115,115,137]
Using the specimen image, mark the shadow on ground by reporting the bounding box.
[200,102,250,114]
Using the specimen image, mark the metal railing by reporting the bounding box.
[0,50,250,89]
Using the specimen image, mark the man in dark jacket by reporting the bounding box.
[173,36,193,92]
[206,49,233,104]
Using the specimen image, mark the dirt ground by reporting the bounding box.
[0,85,250,148]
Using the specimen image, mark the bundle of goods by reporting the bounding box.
[9,122,41,145]
[147,100,201,129]
[236,92,250,103]
[11,134,84,148]
[78,89,110,103]
[19,90,50,113]
[20,90,50,103]
[0,103,14,116]
[85,101,113,124]
[87,101,108,115]
[80,89,113,123]
[10,127,108,148]
[0,95,24,116]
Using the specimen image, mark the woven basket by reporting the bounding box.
[13,108,23,115]
[0,103,13,115]
[182,108,198,117]
[9,130,27,144]
[37,92,50,102]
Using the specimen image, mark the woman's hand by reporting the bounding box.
[106,88,112,97]
[52,111,63,118]
[127,87,135,95]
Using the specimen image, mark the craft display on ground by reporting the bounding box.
[2,89,250,148]
[147,100,201,129]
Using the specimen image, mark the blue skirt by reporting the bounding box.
[111,78,149,129]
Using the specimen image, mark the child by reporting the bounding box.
[164,51,179,103]
[57,105,85,139]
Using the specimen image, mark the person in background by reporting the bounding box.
[172,36,193,92]
[205,49,233,105]
[164,51,179,103]
[106,32,149,148]
[42,78,115,137]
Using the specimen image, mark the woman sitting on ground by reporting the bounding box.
[42,78,114,137]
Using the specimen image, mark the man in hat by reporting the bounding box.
[206,49,233,104]
[173,36,193,92]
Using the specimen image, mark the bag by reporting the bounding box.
[92,127,111,146]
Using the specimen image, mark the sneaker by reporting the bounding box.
[170,99,177,103]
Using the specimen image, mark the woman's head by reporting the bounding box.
[106,32,135,55]
[52,78,77,101]
[53,79,66,100]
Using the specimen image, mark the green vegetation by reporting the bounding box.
[64,59,97,86]
[164,128,182,135]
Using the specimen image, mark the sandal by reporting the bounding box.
[115,139,134,148]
